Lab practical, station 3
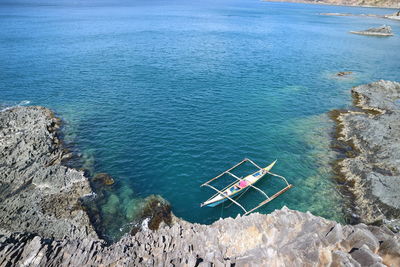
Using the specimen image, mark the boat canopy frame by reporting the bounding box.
[200,158,293,215]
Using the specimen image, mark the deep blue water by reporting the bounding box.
[1,0,399,240]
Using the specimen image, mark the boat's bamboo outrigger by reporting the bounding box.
[200,158,293,215]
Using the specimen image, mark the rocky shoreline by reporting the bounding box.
[320,12,400,21]
[1,89,400,265]
[331,81,400,226]
[1,207,400,266]
[263,0,400,9]
[0,106,97,240]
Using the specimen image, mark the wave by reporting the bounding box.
[0,100,31,112]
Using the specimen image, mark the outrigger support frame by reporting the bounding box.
[244,184,293,215]
[246,158,263,170]
[201,158,248,187]
[201,158,293,215]
[202,184,247,213]
[225,171,270,200]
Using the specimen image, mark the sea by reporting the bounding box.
[1,0,399,241]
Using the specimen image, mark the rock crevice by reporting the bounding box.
[0,106,97,240]
[331,80,400,225]
[1,99,399,265]
[0,208,399,266]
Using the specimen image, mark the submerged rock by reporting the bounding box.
[0,106,97,240]
[350,25,394,36]
[1,105,399,266]
[93,172,115,186]
[336,71,353,77]
[130,195,172,235]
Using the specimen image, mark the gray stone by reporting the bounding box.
[332,80,400,223]
[1,205,398,266]
[350,25,394,36]
[0,106,97,240]
[350,245,383,266]
[0,104,399,266]
[346,228,380,253]
[331,250,361,267]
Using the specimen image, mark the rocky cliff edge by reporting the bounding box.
[1,98,399,266]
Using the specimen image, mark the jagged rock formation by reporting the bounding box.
[350,25,394,36]
[1,208,400,266]
[0,106,97,240]
[263,0,400,8]
[1,104,399,266]
[331,81,400,225]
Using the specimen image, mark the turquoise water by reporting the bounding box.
[1,0,400,240]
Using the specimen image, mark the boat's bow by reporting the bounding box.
[200,158,292,214]
[264,159,277,172]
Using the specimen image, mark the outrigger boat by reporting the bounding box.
[200,158,293,215]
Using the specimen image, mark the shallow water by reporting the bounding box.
[1,0,400,240]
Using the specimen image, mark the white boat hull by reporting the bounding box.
[201,160,276,208]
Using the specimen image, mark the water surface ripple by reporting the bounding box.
[1,0,400,240]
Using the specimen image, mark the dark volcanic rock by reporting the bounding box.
[130,195,172,235]
[139,195,172,230]
[93,172,115,186]
[0,106,97,240]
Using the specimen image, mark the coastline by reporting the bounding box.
[262,0,400,9]
[0,106,97,240]
[320,12,400,21]
[2,206,400,266]
[1,85,400,265]
[330,81,400,226]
